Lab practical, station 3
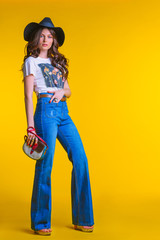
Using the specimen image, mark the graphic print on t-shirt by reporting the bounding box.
[38,63,65,88]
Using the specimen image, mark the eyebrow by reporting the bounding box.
[41,33,52,36]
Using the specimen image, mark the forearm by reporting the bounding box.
[63,88,71,98]
[24,96,34,128]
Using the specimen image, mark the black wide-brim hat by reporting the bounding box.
[24,17,65,47]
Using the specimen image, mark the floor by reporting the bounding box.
[1,193,160,240]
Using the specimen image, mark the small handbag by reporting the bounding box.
[22,126,49,160]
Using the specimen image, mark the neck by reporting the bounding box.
[39,50,48,58]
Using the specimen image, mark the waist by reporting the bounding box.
[37,93,67,102]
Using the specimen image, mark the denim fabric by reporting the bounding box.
[31,92,94,230]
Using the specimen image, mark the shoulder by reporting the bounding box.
[23,56,37,76]
[24,56,37,63]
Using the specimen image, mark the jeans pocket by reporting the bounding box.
[45,102,58,118]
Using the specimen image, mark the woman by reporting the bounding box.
[21,17,94,235]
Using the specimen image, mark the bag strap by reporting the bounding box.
[27,127,49,149]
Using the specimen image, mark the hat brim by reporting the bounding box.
[24,22,65,46]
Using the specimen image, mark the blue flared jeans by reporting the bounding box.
[31,92,94,231]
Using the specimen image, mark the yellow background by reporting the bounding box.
[0,0,160,239]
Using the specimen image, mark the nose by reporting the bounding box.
[43,36,47,42]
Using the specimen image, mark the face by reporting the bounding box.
[38,28,53,51]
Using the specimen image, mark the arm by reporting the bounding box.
[47,78,71,103]
[24,74,35,128]
[63,79,71,98]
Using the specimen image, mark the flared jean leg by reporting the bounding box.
[57,115,94,226]
[31,107,58,231]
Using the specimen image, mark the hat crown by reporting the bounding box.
[24,17,65,46]
[39,17,55,28]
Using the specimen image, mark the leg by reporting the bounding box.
[31,103,58,231]
[57,115,94,226]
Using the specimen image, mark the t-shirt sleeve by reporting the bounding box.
[23,58,36,78]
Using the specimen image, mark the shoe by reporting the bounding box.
[34,228,52,235]
[74,225,94,232]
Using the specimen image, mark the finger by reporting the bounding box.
[56,99,60,103]
[27,134,35,145]
[28,139,32,145]
[47,91,56,93]
[28,137,33,146]
[34,138,38,144]
[27,136,31,145]
[49,96,57,103]
[27,134,34,145]
[30,138,35,147]
[53,98,58,102]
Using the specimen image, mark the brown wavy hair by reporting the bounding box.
[20,27,69,82]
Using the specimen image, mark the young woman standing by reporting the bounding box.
[22,17,94,235]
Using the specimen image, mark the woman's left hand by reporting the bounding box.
[47,89,65,103]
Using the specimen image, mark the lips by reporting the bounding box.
[42,44,48,46]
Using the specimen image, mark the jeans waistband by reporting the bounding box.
[37,92,66,102]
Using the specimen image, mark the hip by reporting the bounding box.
[34,92,69,119]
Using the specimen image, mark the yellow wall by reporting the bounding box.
[0,0,160,239]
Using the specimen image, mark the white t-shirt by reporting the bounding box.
[23,56,65,96]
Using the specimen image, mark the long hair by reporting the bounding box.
[20,27,69,82]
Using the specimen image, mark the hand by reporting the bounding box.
[27,129,38,147]
[47,89,65,103]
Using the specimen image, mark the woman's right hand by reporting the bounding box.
[27,128,38,147]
